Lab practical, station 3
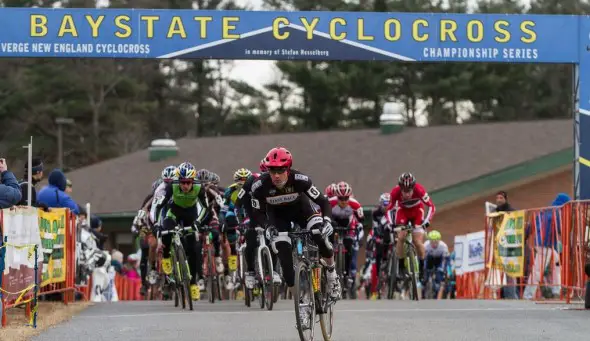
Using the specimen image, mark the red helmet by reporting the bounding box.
[335,181,353,198]
[265,147,292,168]
[324,183,336,197]
[259,158,268,172]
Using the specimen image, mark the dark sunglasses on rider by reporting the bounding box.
[268,167,288,174]
[180,180,193,185]
[337,196,350,201]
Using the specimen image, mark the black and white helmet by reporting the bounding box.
[398,172,416,190]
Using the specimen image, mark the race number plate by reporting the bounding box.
[228,255,238,271]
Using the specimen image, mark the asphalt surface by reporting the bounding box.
[33,299,590,341]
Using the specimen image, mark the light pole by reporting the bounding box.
[55,117,74,170]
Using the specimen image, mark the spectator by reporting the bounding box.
[495,190,514,212]
[37,169,80,214]
[111,249,123,274]
[65,179,72,194]
[523,193,570,300]
[494,190,520,299]
[78,211,108,250]
[18,157,47,208]
[0,158,22,209]
[123,254,140,280]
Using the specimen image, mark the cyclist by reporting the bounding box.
[220,168,252,289]
[328,181,364,292]
[235,159,282,289]
[132,165,177,296]
[250,147,341,300]
[367,192,398,299]
[196,168,225,275]
[155,162,211,300]
[422,230,449,299]
[386,172,436,284]
[324,183,337,198]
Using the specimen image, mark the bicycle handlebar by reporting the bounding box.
[160,225,194,236]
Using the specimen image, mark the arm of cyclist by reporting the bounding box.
[415,183,436,228]
[249,185,269,229]
[194,186,210,228]
[294,173,331,222]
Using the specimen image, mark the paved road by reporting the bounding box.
[35,299,590,341]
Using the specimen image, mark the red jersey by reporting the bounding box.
[386,183,435,225]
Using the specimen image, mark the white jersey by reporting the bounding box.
[150,182,168,224]
[424,240,449,259]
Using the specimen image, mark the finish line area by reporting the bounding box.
[33,300,590,341]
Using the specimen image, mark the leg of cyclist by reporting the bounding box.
[300,198,339,300]
[175,208,200,300]
[411,208,427,283]
[268,209,295,291]
[372,238,384,298]
[210,220,224,274]
[343,237,354,280]
[160,209,178,276]
[139,232,150,296]
[244,226,258,290]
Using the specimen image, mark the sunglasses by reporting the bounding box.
[337,196,350,201]
[180,180,193,185]
[268,167,288,174]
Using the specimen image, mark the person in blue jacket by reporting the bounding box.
[523,192,570,300]
[37,169,80,214]
[0,158,22,209]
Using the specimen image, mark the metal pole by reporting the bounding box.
[57,124,63,170]
[27,137,32,206]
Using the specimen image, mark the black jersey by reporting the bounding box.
[250,169,331,227]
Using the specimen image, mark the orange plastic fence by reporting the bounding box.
[0,208,77,327]
[459,201,590,301]
[114,273,142,301]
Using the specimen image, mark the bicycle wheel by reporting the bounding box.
[207,247,216,304]
[406,244,419,301]
[294,261,315,341]
[319,265,334,341]
[256,253,266,309]
[387,249,398,300]
[175,242,194,311]
[261,247,274,310]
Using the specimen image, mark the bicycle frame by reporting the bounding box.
[255,227,273,281]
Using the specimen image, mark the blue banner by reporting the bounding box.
[0,8,580,62]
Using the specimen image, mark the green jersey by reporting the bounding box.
[172,183,202,208]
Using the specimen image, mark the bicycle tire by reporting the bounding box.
[294,261,315,341]
[406,244,419,301]
[261,247,274,310]
[176,242,194,311]
[319,265,334,341]
[387,249,398,300]
[207,247,216,304]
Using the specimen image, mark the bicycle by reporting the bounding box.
[393,223,420,301]
[244,227,275,310]
[201,224,222,303]
[160,222,195,310]
[377,227,398,300]
[333,227,355,300]
[276,229,335,341]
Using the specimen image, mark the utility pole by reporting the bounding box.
[55,117,74,170]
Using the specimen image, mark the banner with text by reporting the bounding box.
[38,208,68,287]
[1,207,43,302]
[0,8,580,63]
[491,210,525,278]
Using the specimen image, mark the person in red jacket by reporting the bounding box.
[386,172,436,281]
[328,181,364,285]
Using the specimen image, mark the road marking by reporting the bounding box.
[75,306,556,319]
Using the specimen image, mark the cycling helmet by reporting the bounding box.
[379,193,391,207]
[211,172,220,185]
[335,181,353,198]
[161,165,178,182]
[196,169,211,183]
[233,168,252,182]
[265,147,292,169]
[428,230,442,241]
[398,172,416,190]
[259,158,268,172]
[324,183,337,197]
[177,162,196,180]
